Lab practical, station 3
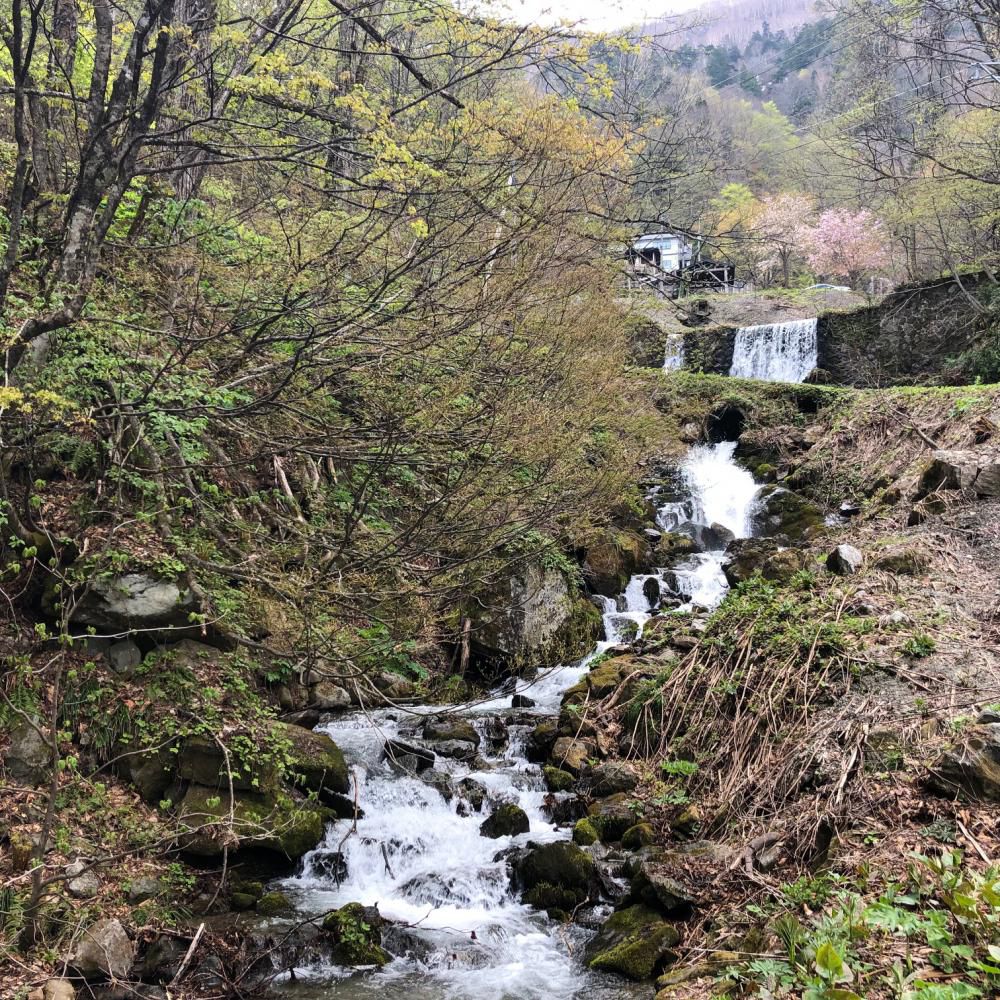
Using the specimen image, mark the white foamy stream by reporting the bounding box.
[276,442,760,1000]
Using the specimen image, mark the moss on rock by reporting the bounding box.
[585,904,681,980]
[271,721,350,795]
[622,823,655,850]
[322,902,391,967]
[257,890,291,916]
[543,766,575,792]
[479,803,530,838]
[573,818,600,846]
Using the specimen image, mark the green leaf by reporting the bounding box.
[815,941,845,978]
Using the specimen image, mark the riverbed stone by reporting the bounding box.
[384,738,435,774]
[526,720,558,762]
[423,716,480,745]
[68,918,135,979]
[513,841,596,915]
[543,766,575,792]
[549,737,594,776]
[273,722,350,795]
[480,803,530,838]
[322,902,391,966]
[573,818,600,846]
[589,793,638,843]
[585,904,680,980]
[587,761,639,796]
[257,890,292,916]
[311,681,352,710]
[622,823,655,850]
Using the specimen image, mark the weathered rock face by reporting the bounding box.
[586,761,639,796]
[273,722,350,795]
[918,449,1000,498]
[70,573,198,632]
[549,737,595,776]
[177,735,277,792]
[818,273,994,386]
[752,486,824,542]
[585,904,681,980]
[5,720,51,785]
[583,530,652,597]
[927,723,1000,800]
[177,785,325,859]
[310,681,351,710]
[68,918,135,979]
[721,538,809,587]
[470,564,599,671]
[66,860,100,899]
[826,544,864,576]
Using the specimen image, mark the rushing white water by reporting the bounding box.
[276,440,761,1000]
[662,333,685,372]
[729,317,818,383]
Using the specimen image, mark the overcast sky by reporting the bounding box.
[476,0,706,31]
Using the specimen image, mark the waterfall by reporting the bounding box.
[663,333,685,372]
[729,317,818,383]
[277,441,762,999]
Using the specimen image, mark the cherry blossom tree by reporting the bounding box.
[756,192,816,287]
[800,208,891,286]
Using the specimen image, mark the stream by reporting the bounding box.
[273,441,762,999]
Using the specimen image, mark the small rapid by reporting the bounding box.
[276,441,761,1000]
[729,317,818,383]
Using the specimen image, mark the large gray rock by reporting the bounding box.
[470,563,595,669]
[66,860,100,900]
[68,918,135,979]
[5,720,51,785]
[920,449,1000,498]
[826,544,864,576]
[71,573,198,631]
[310,681,351,710]
[108,640,142,676]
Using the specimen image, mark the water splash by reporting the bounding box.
[729,318,817,383]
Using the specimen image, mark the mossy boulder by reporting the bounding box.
[585,904,680,980]
[230,892,257,911]
[176,785,326,860]
[256,890,291,916]
[480,803,530,838]
[177,734,278,793]
[721,538,809,587]
[272,721,350,795]
[513,841,596,913]
[322,902,391,967]
[583,530,651,596]
[423,716,480,746]
[561,656,633,706]
[543,766,575,792]
[655,531,700,563]
[549,737,595,776]
[752,485,824,542]
[573,818,600,846]
[589,793,637,843]
[525,720,558,763]
[622,823,655,850]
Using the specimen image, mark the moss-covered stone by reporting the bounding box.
[177,785,326,860]
[423,716,480,745]
[622,823,655,850]
[589,793,637,843]
[655,531,700,563]
[753,485,824,542]
[548,737,594,776]
[256,890,291,916]
[271,721,350,795]
[479,803,530,838]
[230,892,257,911]
[572,818,600,846]
[585,904,681,980]
[543,766,575,792]
[515,841,595,912]
[322,902,391,967]
[583,530,651,596]
[874,544,931,576]
[525,720,558,763]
